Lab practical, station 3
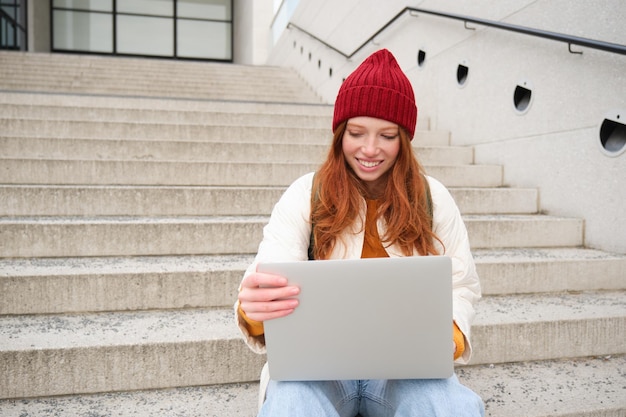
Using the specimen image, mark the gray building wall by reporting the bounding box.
[27,0,50,52]
[267,0,626,253]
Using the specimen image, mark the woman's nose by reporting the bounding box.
[361,136,378,155]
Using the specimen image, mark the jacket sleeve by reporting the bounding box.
[427,176,482,364]
[234,172,315,353]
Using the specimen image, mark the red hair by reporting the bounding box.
[311,121,441,259]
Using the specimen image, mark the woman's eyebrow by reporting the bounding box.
[346,123,398,131]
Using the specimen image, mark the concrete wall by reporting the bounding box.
[27,0,50,52]
[266,0,626,253]
[233,0,273,65]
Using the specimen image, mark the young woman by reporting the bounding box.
[235,49,484,417]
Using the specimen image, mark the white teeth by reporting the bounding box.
[359,159,381,168]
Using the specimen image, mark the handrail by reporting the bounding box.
[287,7,626,59]
[0,7,27,50]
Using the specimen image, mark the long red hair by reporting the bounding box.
[310,121,441,259]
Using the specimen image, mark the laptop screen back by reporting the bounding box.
[258,256,453,381]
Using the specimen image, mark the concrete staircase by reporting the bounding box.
[0,51,624,417]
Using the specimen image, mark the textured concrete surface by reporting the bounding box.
[0,91,333,115]
[474,247,626,295]
[0,51,325,103]
[470,291,626,364]
[0,119,332,143]
[0,214,585,257]
[0,254,253,314]
[0,103,333,127]
[0,158,501,187]
[0,356,623,417]
[0,137,470,166]
[0,185,537,217]
[1,293,623,398]
[0,185,287,217]
[0,309,266,398]
[0,383,260,417]
[459,355,626,417]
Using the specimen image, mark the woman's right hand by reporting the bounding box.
[238,270,300,322]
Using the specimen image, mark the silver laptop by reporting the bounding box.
[258,256,453,381]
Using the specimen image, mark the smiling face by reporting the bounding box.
[342,116,401,197]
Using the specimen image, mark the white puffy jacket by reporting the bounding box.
[234,172,481,406]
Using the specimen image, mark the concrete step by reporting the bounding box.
[0,103,333,128]
[0,254,252,315]
[0,62,301,81]
[470,291,626,364]
[0,118,447,145]
[0,91,335,116]
[0,381,260,417]
[0,72,314,92]
[0,292,623,400]
[0,308,266,400]
[451,187,537,214]
[0,214,583,258]
[0,53,324,103]
[464,214,583,248]
[474,247,626,295]
[0,185,285,216]
[0,52,307,80]
[1,248,624,315]
[0,75,312,95]
[0,64,322,100]
[0,159,320,186]
[0,80,322,103]
[0,119,332,143]
[0,185,537,216]
[0,58,318,83]
[0,74,309,93]
[0,137,469,165]
[1,355,623,417]
[0,159,503,187]
[0,137,331,164]
[0,91,428,134]
[0,59,286,79]
[458,355,626,417]
[0,215,268,258]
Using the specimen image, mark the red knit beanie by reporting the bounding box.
[333,49,417,139]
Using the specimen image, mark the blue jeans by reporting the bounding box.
[259,375,484,417]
